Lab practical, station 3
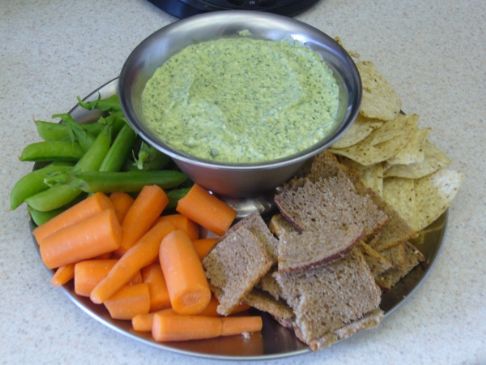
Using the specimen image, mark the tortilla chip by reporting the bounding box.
[412,169,463,231]
[384,140,451,179]
[387,128,429,165]
[383,178,417,228]
[332,116,383,149]
[340,158,384,197]
[330,114,417,166]
[357,61,402,121]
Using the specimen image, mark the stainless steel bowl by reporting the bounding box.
[119,11,361,197]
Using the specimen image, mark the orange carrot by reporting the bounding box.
[141,263,171,311]
[96,253,112,259]
[159,214,199,240]
[193,238,218,259]
[176,185,236,236]
[221,316,262,336]
[152,313,262,342]
[117,185,168,255]
[74,259,142,297]
[33,192,113,245]
[159,230,211,315]
[110,192,134,223]
[132,309,174,332]
[74,259,117,297]
[200,296,250,316]
[104,283,150,320]
[90,220,175,304]
[51,264,74,286]
[40,209,121,269]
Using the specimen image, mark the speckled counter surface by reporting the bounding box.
[1,1,485,364]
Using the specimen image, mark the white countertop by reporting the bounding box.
[1,0,485,364]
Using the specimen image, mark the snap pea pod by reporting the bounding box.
[53,113,94,152]
[35,121,103,141]
[77,94,121,112]
[71,170,187,193]
[99,125,137,172]
[10,163,73,210]
[26,125,112,211]
[28,206,64,226]
[135,142,170,171]
[19,141,83,162]
[166,187,191,210]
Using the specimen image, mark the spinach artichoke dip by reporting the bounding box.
[141,37,340,163]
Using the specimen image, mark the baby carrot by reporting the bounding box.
[159,230,211,315]
[90,220,175,304]
[109,192,134,223]
[74,259,142,297]
[159,214,199,241]
[51,264,75,286]
[132,309,174,332]
[152,314,262,342]
[141,263,171,311]
[39,209,121,269]
[33,192,113,245]
[199,296,250,316]
[104,283,150,320]
[117,185,169,255]
[193,238,219,259]
[176,184,236,236]
[74,259,117,297]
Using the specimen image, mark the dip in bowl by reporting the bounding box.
[119,11,361,197]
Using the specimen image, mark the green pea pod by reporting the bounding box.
[53,113,94,152]
[35,120,103,141]
[99,125,137,172]
[77,94,121,112]
[26,184,83,212]
[28,206,64,226]
[166,187,191,210]
[10,163,73,210]
[26,125,112,211]
[135,142,170,171]
[72,170,187,193]
[19,141,83,162]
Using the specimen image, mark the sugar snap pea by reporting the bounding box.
[77,94,121,112]
[99,125,136,172]
[10,163,73,210]
[53,113,94,152]
[26,125,112,211]
[134,142,170,171]
[35,121,103,141]
[19,141,83,162]
[28,206,64,226]
[71,170,187,193]
[166,187,191,210]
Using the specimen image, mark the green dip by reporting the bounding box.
[141,37,340,163]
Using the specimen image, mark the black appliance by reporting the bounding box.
[148,0,320,18]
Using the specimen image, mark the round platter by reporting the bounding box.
[33,78,448,360]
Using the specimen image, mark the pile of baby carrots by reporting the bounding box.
[34,183,263,342]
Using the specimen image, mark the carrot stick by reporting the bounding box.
[159,214,199,240]
[142,263,171,311]
[74,259,117,297]
[51,264,74,286]
[104,283,150,320]
[74,259,143,297]
[132,309,174,332]
[110,192,134,223]
[117,185,169,255]
[152,313,262,342]
[40,209,121,269]
[176,185,236,236]
[90,220,175,304]
[33,192,113,245]
[200,296,250,316]
[221,316,263,336]
[193,238,218,259]
[159,230,211,315]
